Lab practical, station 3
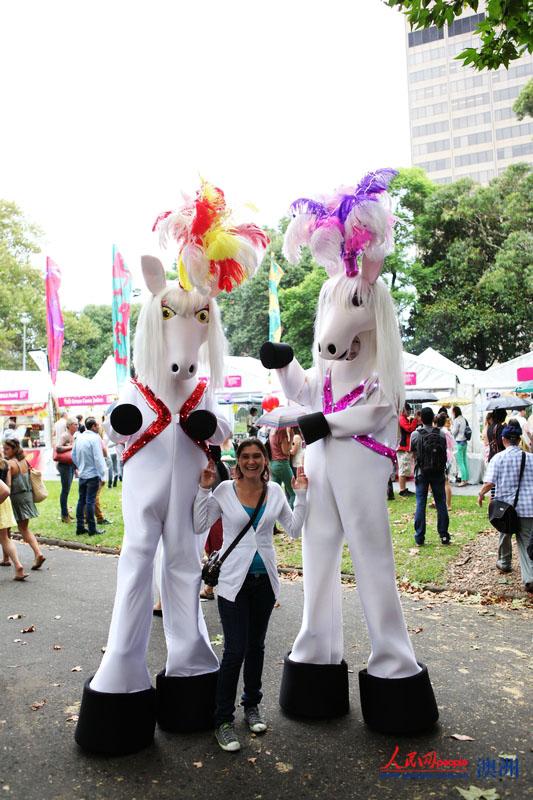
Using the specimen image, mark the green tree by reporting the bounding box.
[405,164,533,368]
[217,223,316,358]
[61,304,141,377]
[0,201,45,368]
[387,0,533,70]
[280,267,327,368]
[513,77,533,119]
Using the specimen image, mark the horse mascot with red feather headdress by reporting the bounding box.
[76,183,268,755]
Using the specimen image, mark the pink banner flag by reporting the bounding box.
[45,257,64,384]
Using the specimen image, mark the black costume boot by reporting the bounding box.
[279,653,349,718]
[359,662,438,734]
[156,669,218,732]
[75,677,156,755]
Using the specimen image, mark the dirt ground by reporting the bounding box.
[442,527,533,605]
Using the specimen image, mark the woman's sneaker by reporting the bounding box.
[215,723,241,752]
[244,706,267,733]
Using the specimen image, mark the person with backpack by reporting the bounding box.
[410,407,450,547]
[451,406,470,486]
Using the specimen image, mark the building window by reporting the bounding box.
[493,84,523,102]
[448,12,485,37]
[410,64,446,83]
[492,62,533,83]
[447,35,480,56]
[413,138,451,156]
[412,120,450,138]
[416,157,452,172]
[408,26,444,47]
[450,74,488,95]
[408,45,446,66]
[495,122,533,140]
[411,101,449,120]
[452,111,492,129]
[451,92,490,111]
[453,130,493,148]
[497,141,533,159]
[455,150,494,167]
[434,176,453,184]
[455,169,495,184]
[411,82,449,102]
[494,106,515,121]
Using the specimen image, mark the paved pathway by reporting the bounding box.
[1,544,530,800]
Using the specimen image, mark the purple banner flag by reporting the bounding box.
[45,257,64,385]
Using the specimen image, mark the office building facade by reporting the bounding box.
[406,7,533,184]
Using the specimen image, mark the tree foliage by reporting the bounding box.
[0,201,46,368]
[61,304,141,377]
[387,0,533,70]
[217,223,316,359]
[405,164,533,369]
[513,77,533,119]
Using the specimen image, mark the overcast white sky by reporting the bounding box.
[1,0,411,310]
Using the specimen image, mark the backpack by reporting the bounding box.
[464,419,472,441]
[416,429,447,475]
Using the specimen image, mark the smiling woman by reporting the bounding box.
[193,436,308,752]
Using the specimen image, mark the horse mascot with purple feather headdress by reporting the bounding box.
[260,169,438,733]
[76,182,269,755]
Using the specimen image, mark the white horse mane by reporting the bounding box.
[133,284,226,396]
[313,274,405,411]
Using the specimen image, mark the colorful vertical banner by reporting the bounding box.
[45,257,64,385]
[112,245,132,390]
[268,259,284,343]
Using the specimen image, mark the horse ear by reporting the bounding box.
[360,254,383,285]
[141,255,167,296]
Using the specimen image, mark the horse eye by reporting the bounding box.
[161,306,176,320]
[352,294,362,307]
[195,309,209,324]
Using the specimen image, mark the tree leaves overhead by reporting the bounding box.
[405,164,533,369]
[386,0,533,70]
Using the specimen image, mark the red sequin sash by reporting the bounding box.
[179,379,210,458]
[121,379,209,464]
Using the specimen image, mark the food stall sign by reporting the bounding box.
[58,394,115,407]
[404,372,417,386]
[517,367,533,381]
[0,390,29,401]
[224,375,242,388]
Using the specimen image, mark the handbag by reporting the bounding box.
[201,484,267,588]
[488,451,526,535]
[26,461,48,504]
[53,447,73,465]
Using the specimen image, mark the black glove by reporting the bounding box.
[110,403,143,436]
[297,411,331,445]
[183,410,217,440]
[259,342,294,369]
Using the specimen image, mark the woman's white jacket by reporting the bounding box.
[193,480,306,602]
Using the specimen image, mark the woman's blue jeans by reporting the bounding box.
[58,463,75,517]
[215,574,275,726]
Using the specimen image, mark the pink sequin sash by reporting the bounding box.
[322,371,397,464]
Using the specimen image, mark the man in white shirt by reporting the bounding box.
[53,412,68,445]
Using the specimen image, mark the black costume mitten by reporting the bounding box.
[110,403,143,436]
[183,410,217,441]
[297,411,331,445]
[259,342,294,369]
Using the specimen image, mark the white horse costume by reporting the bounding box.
[260,170,438,734]
[76,185,268,755]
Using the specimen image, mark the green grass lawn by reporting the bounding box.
[34,481,488,587]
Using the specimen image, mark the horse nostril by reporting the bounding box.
[318,343,322,353]
[188,364,195,374]
[327,344,336,355]
[171,364,179,373]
